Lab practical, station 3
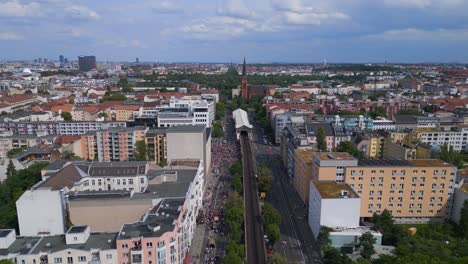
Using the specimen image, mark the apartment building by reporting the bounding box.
[293,148,315,205]
[0,121,127,136]
[95,127,147,162]
[0,135,57,159]
[417,126,468,152]
[0,227,118,264]
[145,128,167,164]
[13,160,204,264]
[107,105,141,121]
[157,99,215,128]
[310,152,457,222]
[166,125,211,175]
[346,159,456,221]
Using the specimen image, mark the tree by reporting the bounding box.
[134,140,148,161]
[0,260,14,264]
[212,121,224,138]
[316,127,327,152]
[6,160,16,178]
[356,232,376,259]
[263,202,281,226]
[323,247,352,264]
[460,200,468,239]
[336,141,365,159]
[98,112,108,119]
[158,159,168,167]
[269,252,288,264]
[223,251,243,264]
[7,148,24,158]
[257,164,272,193]
[372,209,403,245]
[24,90,32,94]
[61,150,81,160]
[436,144,465,169]
[266,223,280,244]
[368,107,387,118]
[318,226,332,249]
[61,111,72,121]
[215,101,226,120]
[104,92,126,101]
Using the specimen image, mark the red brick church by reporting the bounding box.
[239,57,277,99]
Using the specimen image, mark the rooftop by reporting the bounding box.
[314,181,358,199]
[166,124,205,133]
[357,159,453,168]
[316,152,356,161]
[118,198,184,239]
[295,148,315,163]
[67,226,88,234]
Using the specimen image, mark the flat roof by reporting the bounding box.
[357,159,454,168]
[0,229,13,238]
[295,149,315,164]
[314,181,358,199]
[30,232,117,254]
[408,159,454,167]
[166,125,205,133]
[118,198,184,239]
[67,226,88,234]
[316,152,356,161]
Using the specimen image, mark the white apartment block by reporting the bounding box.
[418,127,468,152]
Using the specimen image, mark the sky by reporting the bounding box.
[1,0,468,63]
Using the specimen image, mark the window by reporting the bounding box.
[54,258,63,264]
[122,244,128,248]
[371,170,376,174]
[106,254,112,259]
[67,257,73,264]
[78,256,86,262]
[129,179,134,185]
[147,242,153,248]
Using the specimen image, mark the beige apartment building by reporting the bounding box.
[311,153,457,222]
[293,148,314,205]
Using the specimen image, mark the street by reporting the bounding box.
[252,122,322,264]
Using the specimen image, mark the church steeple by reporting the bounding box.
[242,57,246,76]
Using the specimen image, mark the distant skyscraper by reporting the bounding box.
[78,55,97,71]
[64,58,68,64]
[136,57,139,63]
[59,55,64,63]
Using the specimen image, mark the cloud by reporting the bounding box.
[65,5,100,20]
[0,32,23,40]
[366,27,468,41]
[152,1,182,14]
[0,1,100,21]
[270,0,349,25]
[0,1,43,17]
[217,0,255,19]
[383,0,466,9]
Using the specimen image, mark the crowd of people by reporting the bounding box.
[198,117,241,263]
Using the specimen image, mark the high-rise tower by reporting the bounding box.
[241,57,248,98]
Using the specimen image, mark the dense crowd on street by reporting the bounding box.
[196,115,241,263]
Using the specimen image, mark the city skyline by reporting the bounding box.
[1,0,468,63]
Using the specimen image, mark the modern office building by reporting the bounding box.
[78,56,97,71]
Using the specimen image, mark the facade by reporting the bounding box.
[145,128,168,164]
[0,121,126,136]
[311,153,457,222]
[95,127,147,162]
[78,55,97,71]
[320,115,373,130]
[16,188,66,236]
[293,148,314,205]
[12,160,205,264]
[166,125,211,175]
[308,181,360,239]
[417,126,468,152]
[0,227,118,264]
